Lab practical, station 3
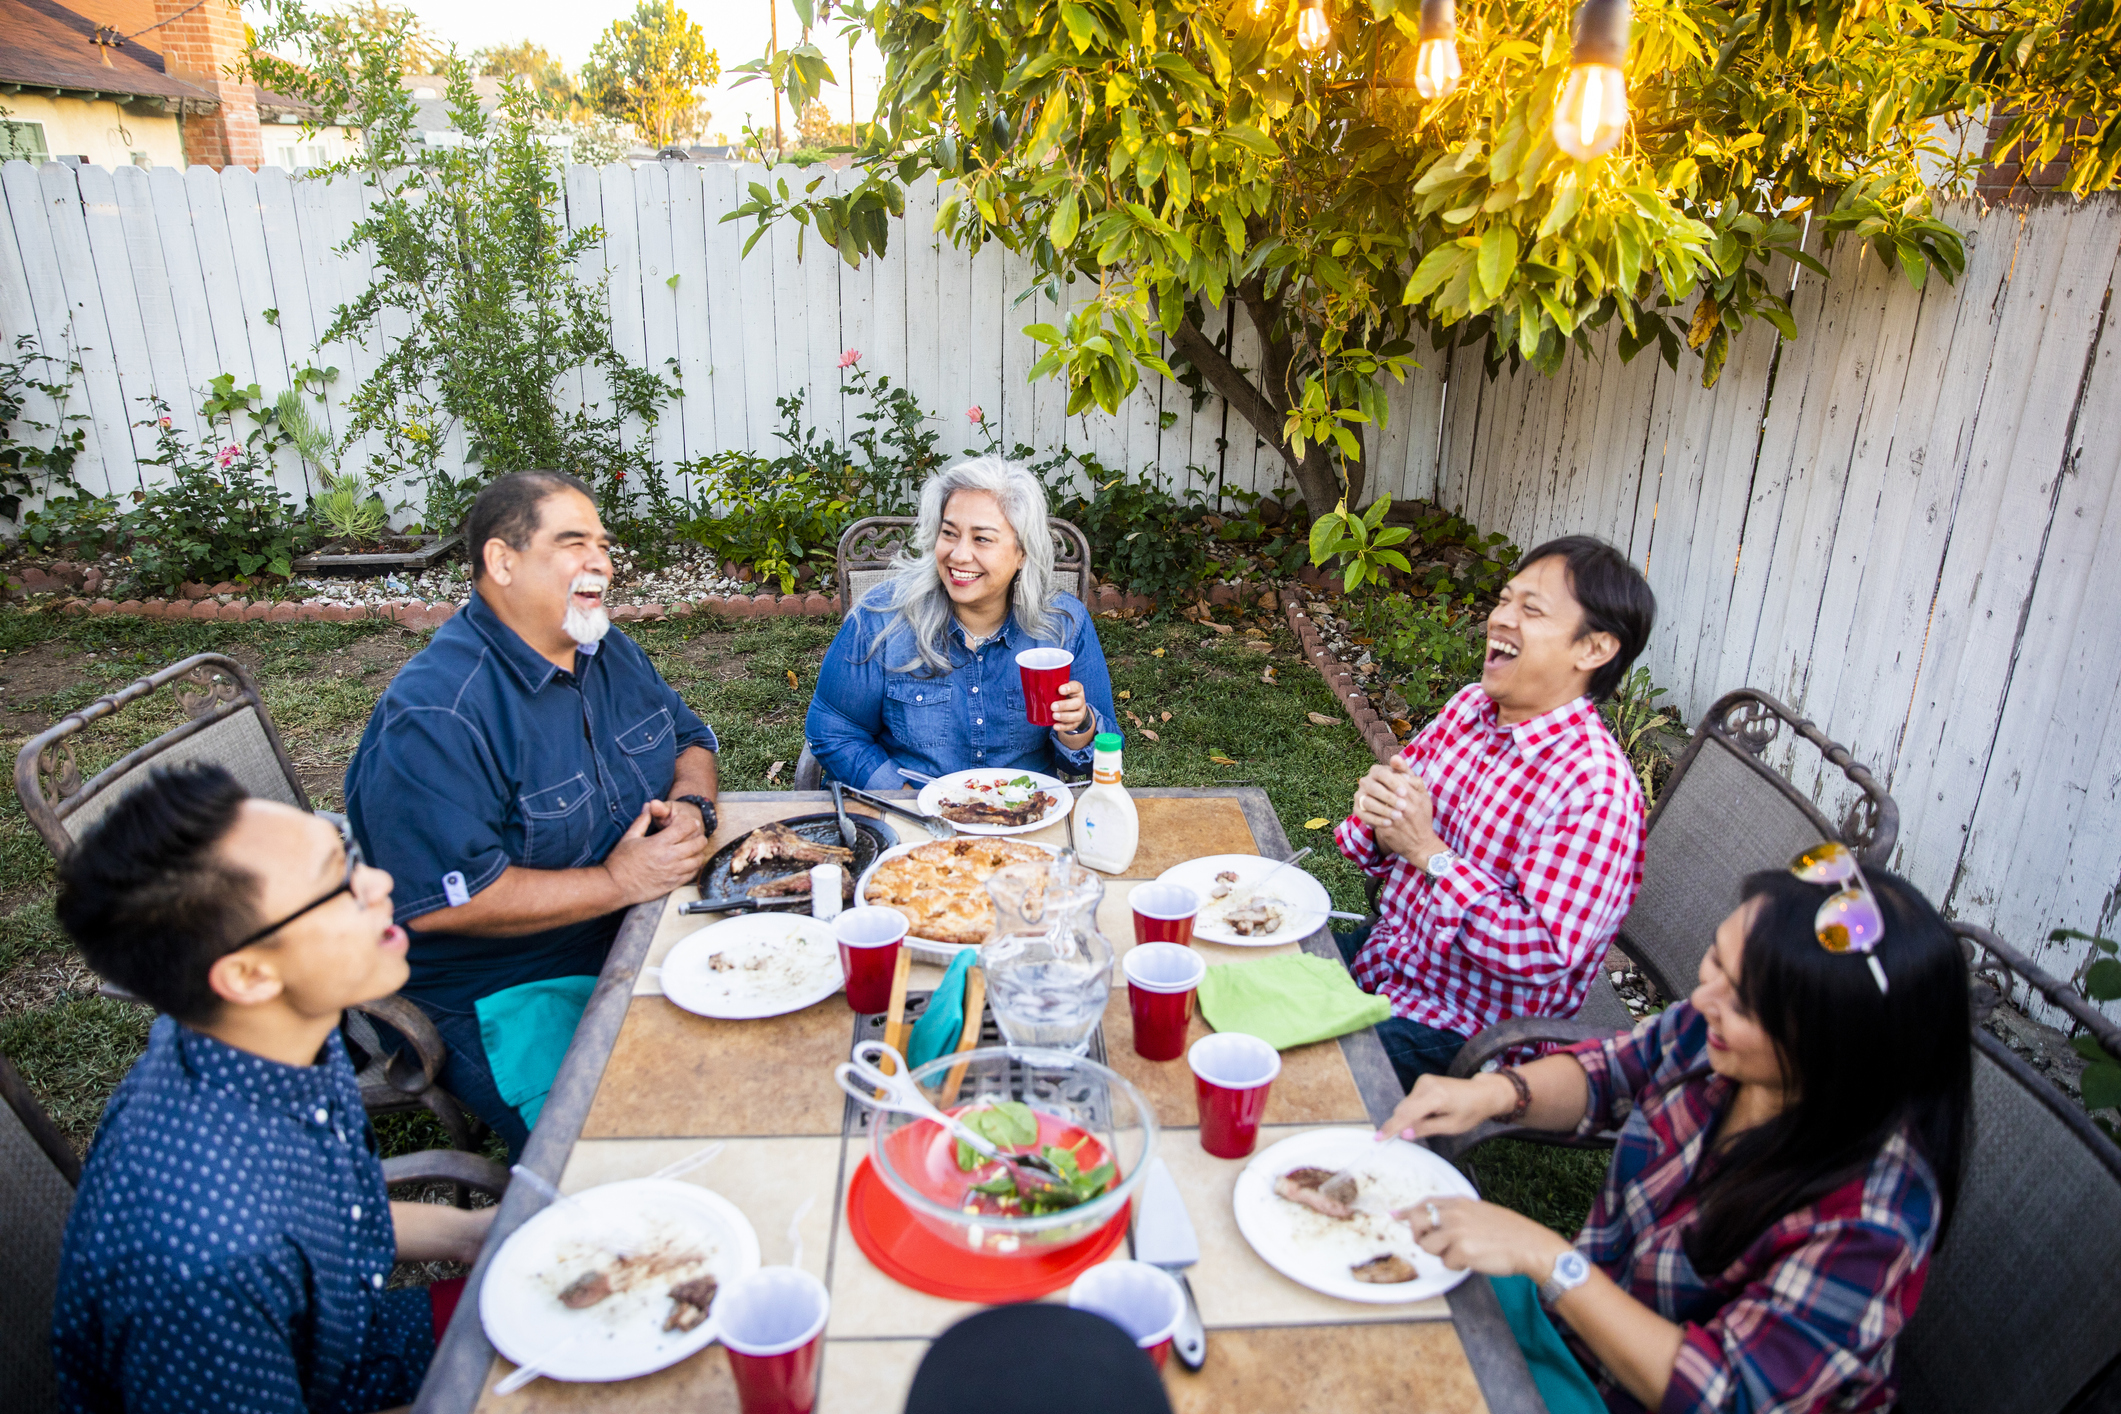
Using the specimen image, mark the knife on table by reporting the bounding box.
[1133,1156,1207,1370]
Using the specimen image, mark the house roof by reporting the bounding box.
[0,0,216,106]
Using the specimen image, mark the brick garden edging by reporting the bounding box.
[1282,588,1401,766]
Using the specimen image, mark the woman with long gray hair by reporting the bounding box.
[806,457,1118,789]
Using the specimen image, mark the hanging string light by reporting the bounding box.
[1412,0,1463,99]
[1553,0,1630,160]
[1297,0,1333,53]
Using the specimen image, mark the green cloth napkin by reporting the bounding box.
[1489,1274,1608,1414]
[1195,953,1391,1051]
[474,975,597,1130]
[906,951,975,1070]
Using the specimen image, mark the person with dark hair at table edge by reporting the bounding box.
[48,761,494,1414]
[344,471,719,1159]
[1383,863,1971,1414]
[1334,535,1656,1088]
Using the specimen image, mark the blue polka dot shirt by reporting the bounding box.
[50,1016,434,1413]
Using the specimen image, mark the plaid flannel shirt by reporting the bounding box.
[1334,685,1645,1040]
[1561,1004,1940,1414]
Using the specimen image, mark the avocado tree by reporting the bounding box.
[729,0,2120,512]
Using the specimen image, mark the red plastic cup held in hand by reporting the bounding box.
[1129,882,1200,947]
[1188,1032,1281,1158]
[719,1267,830,1414]
[834,907,907,1013]
[1017,647,1074,727]
[1124,942,1206,1062]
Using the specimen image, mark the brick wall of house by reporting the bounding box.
[151,0,259,169]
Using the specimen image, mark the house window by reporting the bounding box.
[131,151,151,168]
[277,144,327,171]
[1,119,49,163]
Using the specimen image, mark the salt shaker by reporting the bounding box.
[809,863,843,921]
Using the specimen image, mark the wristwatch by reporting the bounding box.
[1423,847,1460,878]
[676,794,718,837]
[1540,1249,1592,1305]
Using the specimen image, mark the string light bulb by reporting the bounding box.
[1553,0,1629,161]
[1297,0,1332,52]
[1412,0,1463,99]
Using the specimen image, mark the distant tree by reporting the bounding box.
[343,0,449,74]
[582,2,720,149]
[474,39,586,118]
[796,99,852,150]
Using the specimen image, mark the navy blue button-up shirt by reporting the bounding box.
[805,592,1117,789]
[345,593,716,1010]
[51,1017,431,1414]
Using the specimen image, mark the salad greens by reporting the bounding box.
[952,1101,1116,1215]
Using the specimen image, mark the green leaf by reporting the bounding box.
[2086,957,2121,1003]
[1477,225,1520,300]
[2084,1060,2121,1113]
[1048,193,1081,248]
[1308,512,1343,566]
[1404,245,1465,305]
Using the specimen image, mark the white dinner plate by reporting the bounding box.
[856,837,1064,962]
[658,914,843,1019]
[915,768,1074,836]
[1153,853,1332,946]
[1232,1128,1478,1305]
[480,1178,763,1382]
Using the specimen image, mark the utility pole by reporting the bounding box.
[848,38,856,134]
[770,0,783,152]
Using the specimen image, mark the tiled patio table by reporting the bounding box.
[412,789,1550,1414]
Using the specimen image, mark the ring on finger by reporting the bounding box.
[1425,1202,1441,1229]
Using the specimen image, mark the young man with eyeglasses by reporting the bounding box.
[1334,535,1657,1089]
[48,762,494,1414]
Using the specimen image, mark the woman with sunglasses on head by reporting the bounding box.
[1378,848,1971,1414]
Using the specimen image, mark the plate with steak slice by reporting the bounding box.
[914,768,1074,836]
[1231,1128,1477,1304]
[696,812,897,911]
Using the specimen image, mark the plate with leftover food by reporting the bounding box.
[1232,1128,1477,1304]
[695,812,898,911]
[658,914,843,1019]
[857,836,1064,959]
[480,1177,763,1381]
[1153,853,1332,946]
[914,769,1073,836]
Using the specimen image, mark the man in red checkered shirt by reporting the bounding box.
[1334,536,1655,1089]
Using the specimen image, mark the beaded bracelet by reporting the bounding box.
[1498,1067,1532,1123]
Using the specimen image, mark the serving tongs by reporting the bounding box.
[840,784,957,841]
[835,1040,1070,1199]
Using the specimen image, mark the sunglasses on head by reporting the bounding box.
[1788,841,1888,994]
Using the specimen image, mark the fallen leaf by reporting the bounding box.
[1142,729,1160,741]
[1244,627,1268,639]
[1151,648,1166,658]
[1209,754,1238,765]
[1118,689,1132,699]
[1126,710,1145,727]
[1390,717,1413,735]
[785,669,800,690]
[1202,620,1234,636]
[1159,711,1171,722]
[765,760,785,784]
[1244,640,1272,654]
[1260,667,1278,684]
[1304,817,1330,830]
[1307,712,1338,726]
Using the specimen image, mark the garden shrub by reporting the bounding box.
[126,383,311,593]
[1037,453,1216,604]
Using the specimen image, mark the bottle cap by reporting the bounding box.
[1093,732,1123,752]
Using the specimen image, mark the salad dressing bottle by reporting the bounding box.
[1071,732,1139,874]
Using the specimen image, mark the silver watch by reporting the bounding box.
[1539,1249,1591,1304]
[1423,847,1459,878]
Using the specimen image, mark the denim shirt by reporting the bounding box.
[51,1018,433,1414]
[805,592,1118,789]
[344,592,715,1011]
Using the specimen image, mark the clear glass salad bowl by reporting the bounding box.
[863,1045,1160,1255]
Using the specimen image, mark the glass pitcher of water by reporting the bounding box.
[980,852,1112,1055]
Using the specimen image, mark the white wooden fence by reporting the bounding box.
[3,159,2117,1022]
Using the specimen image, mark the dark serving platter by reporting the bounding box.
[694,812,899,911]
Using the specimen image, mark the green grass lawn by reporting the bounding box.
[0,603,1608,1232]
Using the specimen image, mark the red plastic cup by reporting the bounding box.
[1130,882,1201,947]
[1124,942,1206,1062]
[1017,647,1075,727]
[833,907,907,1013]
[1068,1260,1186,1369]
[719,1267,829,1414]
[1188,1032,1282,1158]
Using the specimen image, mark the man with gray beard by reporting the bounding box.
[345,471,718,1156]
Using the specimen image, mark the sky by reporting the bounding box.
[382,0,885,142]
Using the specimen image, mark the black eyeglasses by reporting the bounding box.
[234,833,366,949]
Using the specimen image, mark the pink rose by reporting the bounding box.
[967,405,984,425]
[838,349,861,368]
[158,415,172,429]
[216,444,238,467]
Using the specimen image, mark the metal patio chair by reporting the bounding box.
[0,1051,507,1414]
[13,653,484,1154]
[794,516,1096,790]
[1427,688,1899,1153]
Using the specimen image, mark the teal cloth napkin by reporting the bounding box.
[906,951,975,1070]
[473,975,597,1130]
[1194,953,1392,1050]
[1490,1274,1608,1414]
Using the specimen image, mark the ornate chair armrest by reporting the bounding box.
[348,994,449,1092]
[1447,1017,1625,1079]
[381,1150,511,1197]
